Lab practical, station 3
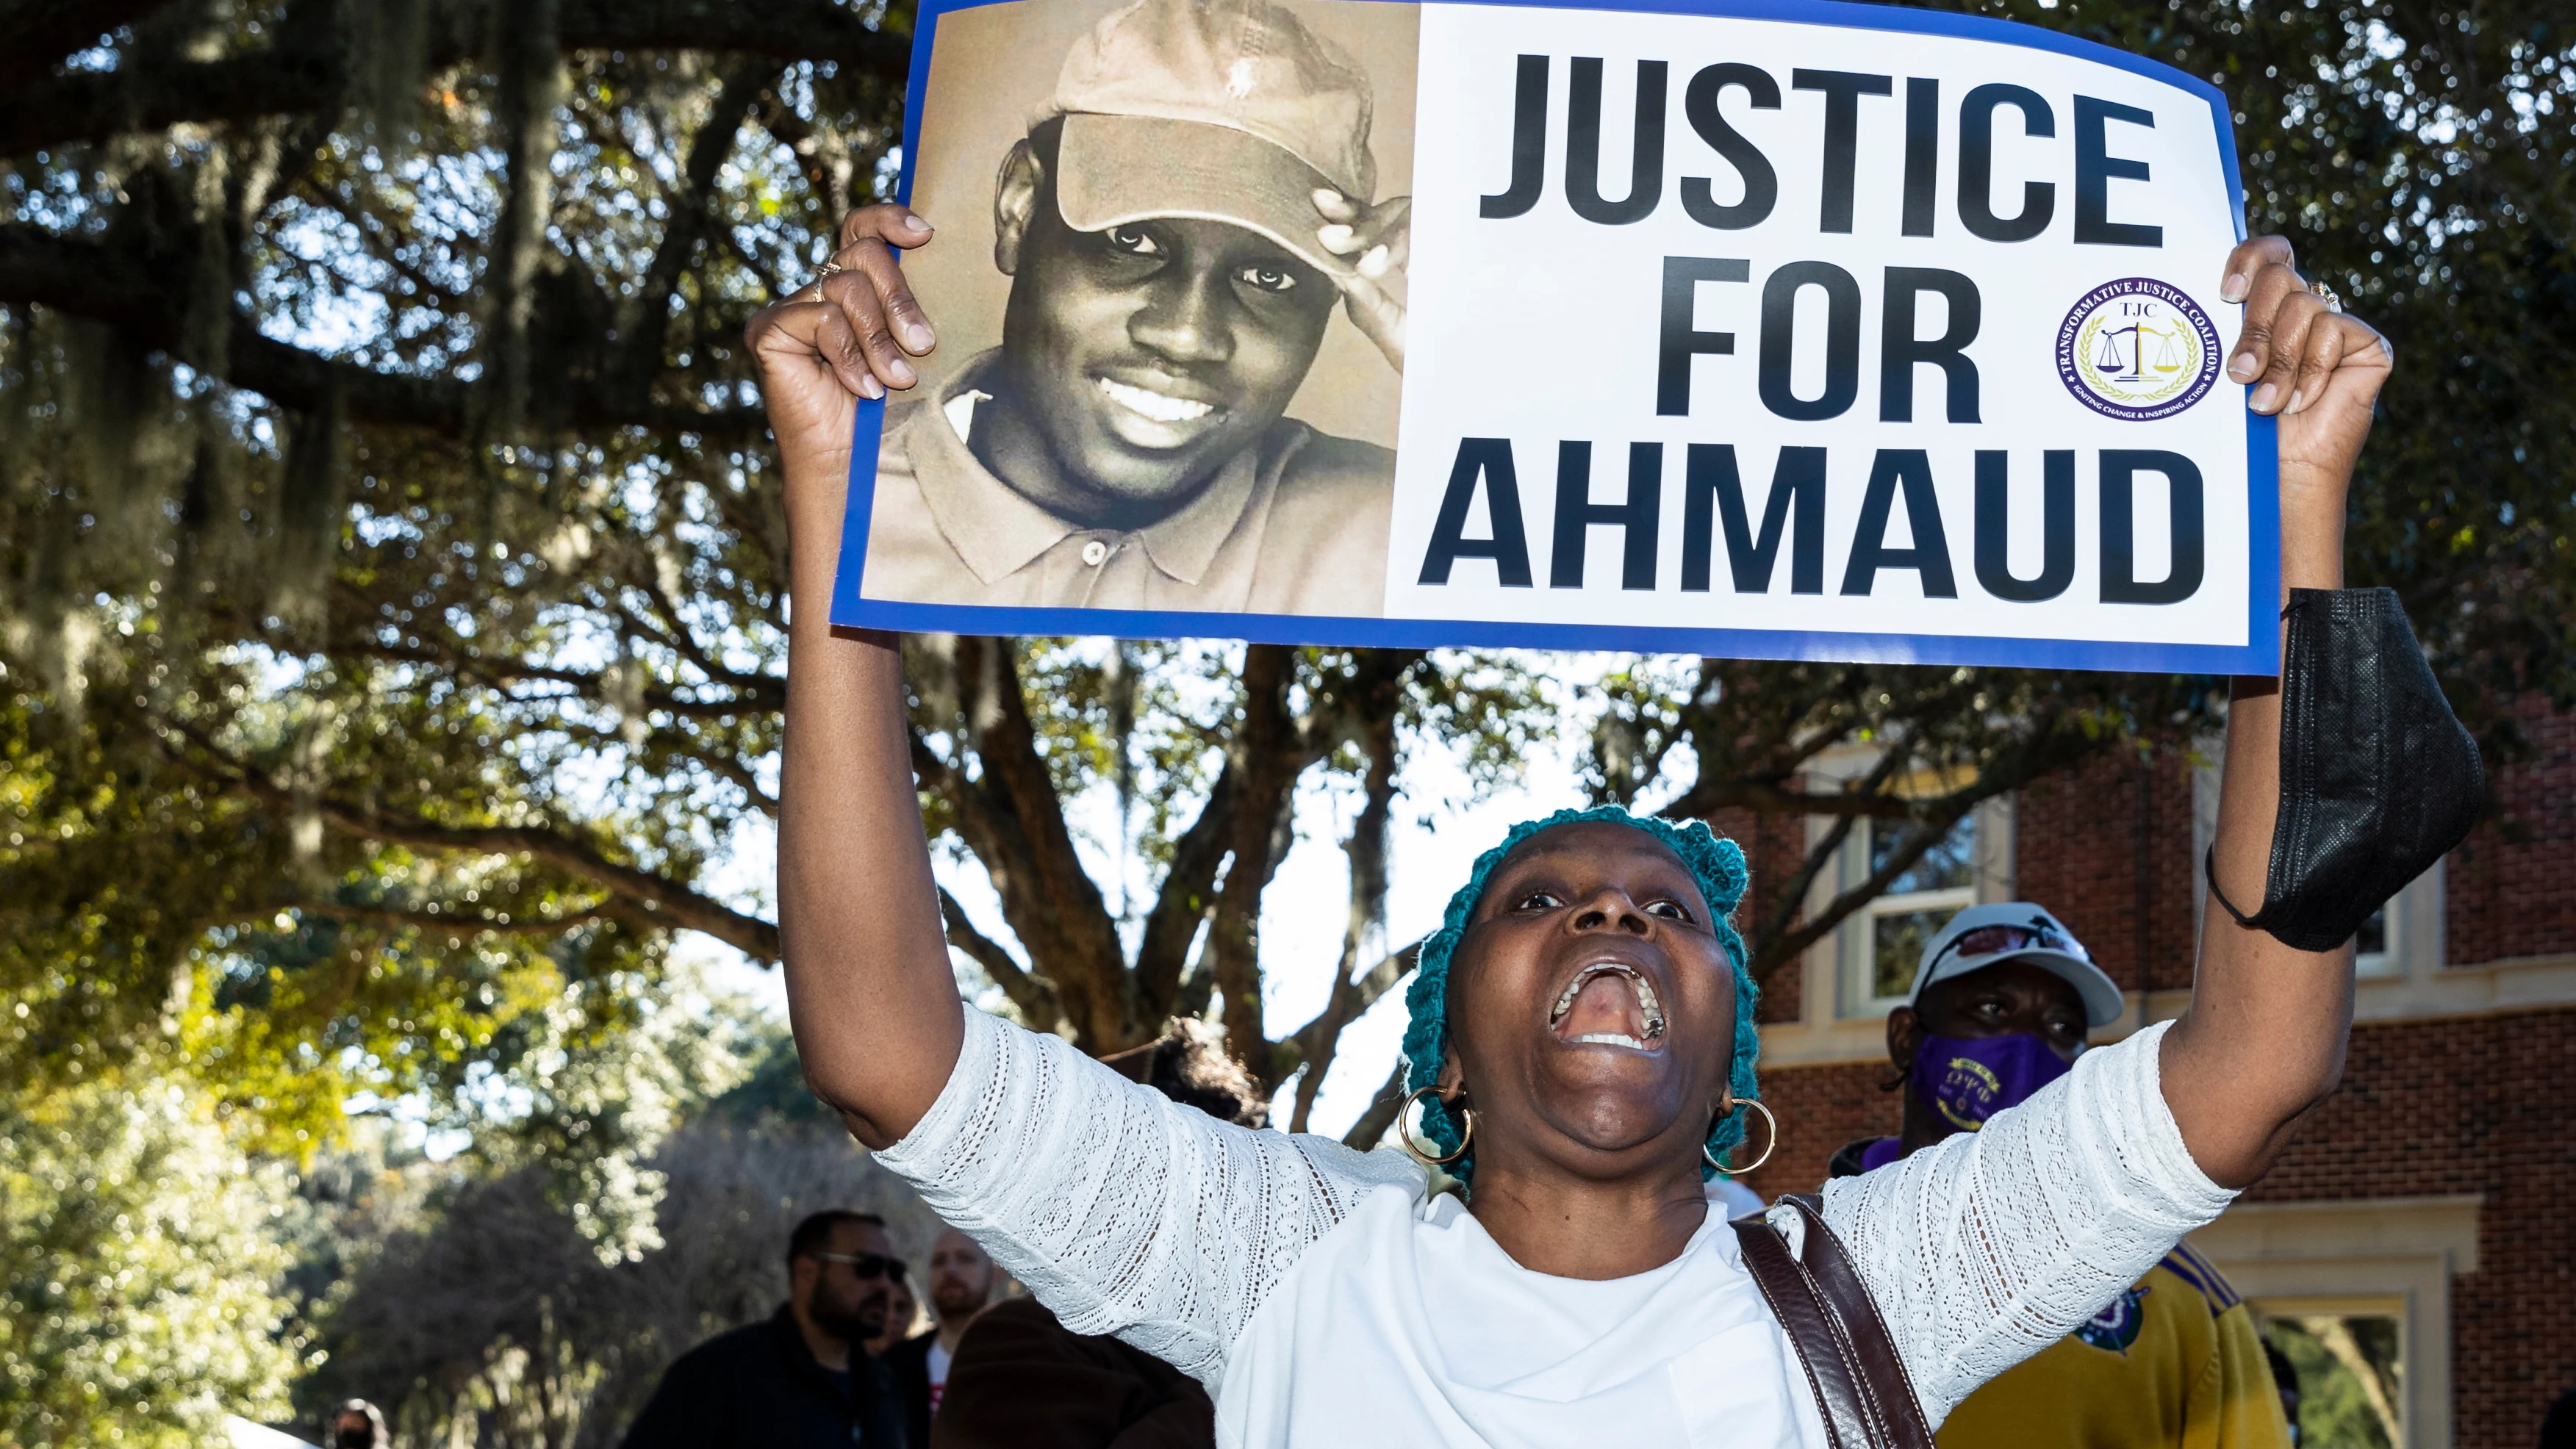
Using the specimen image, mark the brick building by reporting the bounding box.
[1732,705,2576,1449]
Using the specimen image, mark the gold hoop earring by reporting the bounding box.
[1704,1099,1779,1176]
[1398,1085,1474,1167]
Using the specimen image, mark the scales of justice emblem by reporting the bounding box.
[2055,278,2225,422]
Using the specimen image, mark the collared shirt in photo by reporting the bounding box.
[859,352,1393,616]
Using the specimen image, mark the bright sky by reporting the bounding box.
[689,652,1644,1140]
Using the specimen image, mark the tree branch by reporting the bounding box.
[939,885,1061,1033]
[1204,644,1307,1079]
[624,56,773,404]
[290,899,616,937]
[1129,764,1238,1022]
[1742,713,2116,978]
[329,627,783,718]
[945,637,1132,1049]
[1340,1059,1408,1151]
[697,750,779,816]
[173,722,780,958]
[0,223,772,440]
[1743,747,1910,982]
[1276,936,1421,1101]
[321,798,775,956]
[1755,797,1978,979]
[1288,700,1400,1131]
[0,0,171,90]
[1662,777,1922,820]
[552,0,908,71]
[0,0,908,157]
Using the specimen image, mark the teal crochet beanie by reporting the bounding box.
[1398,805,1760,1190]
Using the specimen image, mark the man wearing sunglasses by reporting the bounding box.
[1831,905,2293,1449]
[620,1210,913,1448]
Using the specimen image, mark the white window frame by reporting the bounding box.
[1834,798,2015,1018]
[2192,728,2431,980]
[2192,1194,2479,1449]
[2354,898,2401,979]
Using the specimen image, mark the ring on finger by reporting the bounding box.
[2306,278,2342,314]
[800,261,847,304]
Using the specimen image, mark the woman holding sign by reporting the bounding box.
[751,200,2474,1446]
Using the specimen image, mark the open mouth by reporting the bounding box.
[1547,963,1667,1052]
[1098,375,1217,424]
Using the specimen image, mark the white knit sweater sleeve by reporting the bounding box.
[872,1007,1426,1383]
[1814,1019,2239,1427]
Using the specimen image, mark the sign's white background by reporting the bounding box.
[1388,4,2250,653]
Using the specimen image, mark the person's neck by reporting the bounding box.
[791,1305,854,1372]
[1465,1159,1710,1280]
[936,1313,977,1356]
[1895,1085,1953,1159]
[967,389,1202,533]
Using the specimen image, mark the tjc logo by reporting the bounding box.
[2056,278,2220,422]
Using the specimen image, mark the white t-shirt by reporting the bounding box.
[876,1009,2234,1448]
[1709,1173,1765,1220]
[925,1339,951,1414]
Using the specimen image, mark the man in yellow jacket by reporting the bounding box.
[1831,904,2295,1449]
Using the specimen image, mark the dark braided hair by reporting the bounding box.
[1102,1016,1271,1128]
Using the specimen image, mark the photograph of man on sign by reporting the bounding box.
[858,0,1416,615]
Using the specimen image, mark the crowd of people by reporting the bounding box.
[318,899,2576,1448]
[556,885,2576,1448]
[607,1018,1252,1448]
[579,894,2576,1449]
[597,908,2358,1449]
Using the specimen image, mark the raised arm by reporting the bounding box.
[749,204,962,1148]
[2160,234,2394,1187]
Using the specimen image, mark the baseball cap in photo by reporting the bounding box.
[1908,903,2127,1029]
[1042,0,1377,278]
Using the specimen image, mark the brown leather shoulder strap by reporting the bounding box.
[1732,1206,1870,1449]
[1729,1195,1936,1449]
[1779,1195,1936,1449]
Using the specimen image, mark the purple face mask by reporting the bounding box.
[1911,1033,2073,1132]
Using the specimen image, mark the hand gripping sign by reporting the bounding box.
[832,0,2274,674]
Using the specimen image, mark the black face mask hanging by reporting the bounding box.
[2206,588,2484,952]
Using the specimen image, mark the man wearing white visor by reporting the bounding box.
[1834,904,2293,1449]
[862,0,1410,615]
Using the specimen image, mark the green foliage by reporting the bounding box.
[460,961,765,1263]
[0,1075,306,1448]
[2267,1314,2405,1448]
[302,1021,937,1449]
[0,23,847,1146]
[1944,0,2576,724]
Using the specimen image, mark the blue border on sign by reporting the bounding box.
[832,0,2280,675]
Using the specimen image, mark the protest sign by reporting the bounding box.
[830,0,2275,674]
